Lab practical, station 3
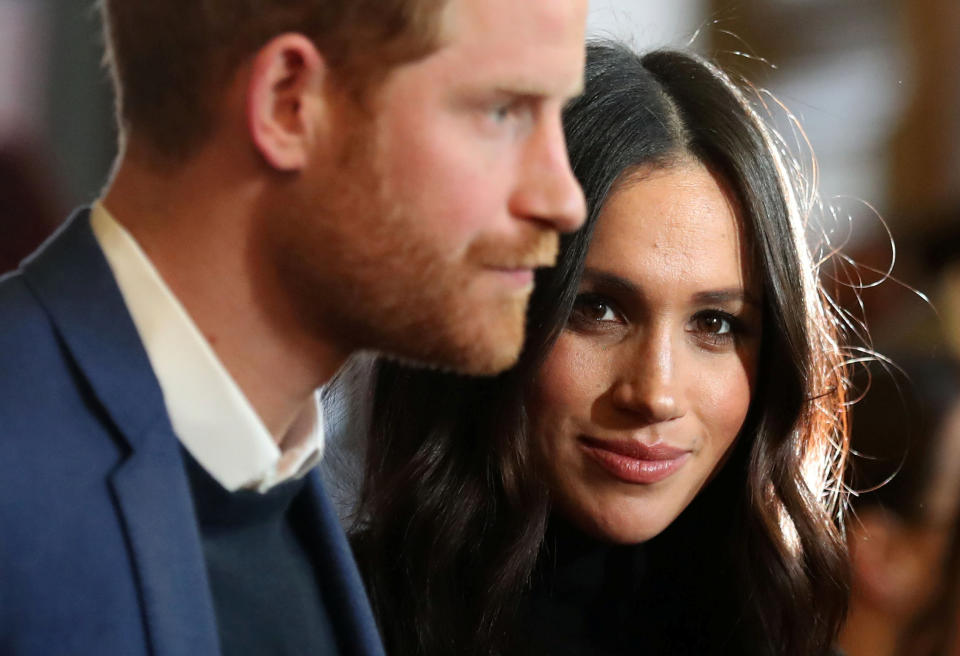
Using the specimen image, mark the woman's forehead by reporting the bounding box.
[587,163,756,294]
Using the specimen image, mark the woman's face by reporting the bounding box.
[527,161,762,544]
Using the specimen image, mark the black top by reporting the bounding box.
[521,506,763,656]
[183,451,341,656]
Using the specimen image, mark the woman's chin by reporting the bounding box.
[595,523,668,545]
[564,505,674,545]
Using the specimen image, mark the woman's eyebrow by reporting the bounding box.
[580,269,640,296]
[692,289,761,307]
[581,270,760,307]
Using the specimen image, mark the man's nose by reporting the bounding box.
[509,113,587,233]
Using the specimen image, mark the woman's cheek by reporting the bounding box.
[533,333,609,410]
[696,359,753,448]
[529,333,612,460]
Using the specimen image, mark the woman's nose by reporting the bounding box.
[610,329,683,423]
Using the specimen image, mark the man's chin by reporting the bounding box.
[379,351,518,378]
[377,313,526,376]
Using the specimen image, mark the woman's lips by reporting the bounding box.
[579,436,691,484]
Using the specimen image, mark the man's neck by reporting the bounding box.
[102,151,348,441]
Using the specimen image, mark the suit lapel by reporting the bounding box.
[21,209,221,656]
[108,425,222,655]
[301,472,386,656]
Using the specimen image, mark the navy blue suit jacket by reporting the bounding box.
[0,210,385,656]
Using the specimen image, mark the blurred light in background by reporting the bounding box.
[588,0,707,50]
[0,1,48,141]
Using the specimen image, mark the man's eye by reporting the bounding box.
[489,104,513,123]
[480,99,534,134]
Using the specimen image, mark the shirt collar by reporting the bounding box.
[90,202,323,492]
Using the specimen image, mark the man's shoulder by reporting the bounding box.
[0,266,38,307]
[0,268,130,537]
[0,269,61,367]
[0,210,114,391]
[0,269,67,374]
[0,269,110,454]
[0,271,154,656]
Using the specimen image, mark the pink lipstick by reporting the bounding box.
[579,436,690,484]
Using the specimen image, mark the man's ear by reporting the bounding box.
[247,33,328,171]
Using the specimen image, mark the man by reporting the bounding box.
[0,0,587,654]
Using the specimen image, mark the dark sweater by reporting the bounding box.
[183,451,341,656]
[522,509,762,656]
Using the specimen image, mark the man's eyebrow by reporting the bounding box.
[492,79,584,103]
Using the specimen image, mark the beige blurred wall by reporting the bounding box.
[587,0,707,49]
[889,0,960,221]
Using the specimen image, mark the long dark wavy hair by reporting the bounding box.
[351,41,851,656]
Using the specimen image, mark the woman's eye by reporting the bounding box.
[688,310,744,348]
[587,302,617,322]
[693,313,733,335]
[569,294,622,328]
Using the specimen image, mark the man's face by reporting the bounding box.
[276,0,587,375]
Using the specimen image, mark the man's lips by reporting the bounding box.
[579,436,691,484]
[484,249,556,289]
[488,256,556,270]
[487,266,538,287]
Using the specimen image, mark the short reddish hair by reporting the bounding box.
[99,0,446,163]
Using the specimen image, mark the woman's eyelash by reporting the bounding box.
[569,293,623,326]
[567,296,751,347]
[689,309,748,345]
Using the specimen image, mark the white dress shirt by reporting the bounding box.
[90,202,323,493]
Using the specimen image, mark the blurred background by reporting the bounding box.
[1,0,958,652]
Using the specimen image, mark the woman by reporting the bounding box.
[348,41,851,655]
